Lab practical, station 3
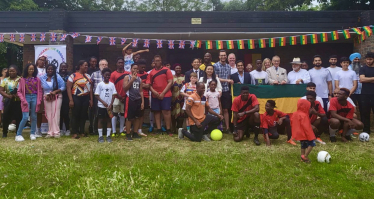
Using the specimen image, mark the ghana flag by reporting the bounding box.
[259,39,266,48]
[279,37,286,46]
[227,40,234,49]
[300,35,307,45]
[352,28,362,35]
[320,33,328,42]
[231,84,307,115]
[195,40,202,48]
[363,26,373,36]
[331,31,339,40]
[289,36,297,45]
[248,39,255,49]
[310,34,318,44]
[268,38,275,48]
[216,40,223,49]
[206,40,213,49]
[237,40,245,49]
[343,29,351,39]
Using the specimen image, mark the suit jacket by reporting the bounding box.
[231,72,252,84]
[266,66,288,84]
[185,69,205,83]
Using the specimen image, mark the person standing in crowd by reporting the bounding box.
[214,50,233,134]
[231,60,251,84]
[171,64,185,135]
[185,58,204,83]
[122,43,149,72]
[327,55,341,91]
[123,63,144,141]
[266,55,288,85]
[328,88,363,142]
[87,56,98,75]
[262,58,271,71]
[109,57,128,136]
[36,54,47,137]
[59,62,71,136]
[67,60,93,139]
[231,86,261,144]
[305,91,327,144]
[133,54,141,63]
[349,53,363,119]
[0,68,8,126]
[228,53,238,75]
[287,57,310,84]
[136,59,149,137]
[95,68,116,143]
[199,65,222,96]
[164,62,176,75]
[359,52,374,134]
[308,55,333,111]
[246,63,254,73]
[16,64,43,141]
[89,59,109,135]
[261,100,296,146]
[334,57,357,95]
[199,52,215,71]
[0,65,22,138]
[146,55,173,135]
[178,82,223,141]
[301,61,309,70]
[40,64,65,138]
[251,60,269,85]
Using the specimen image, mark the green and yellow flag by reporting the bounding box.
[195,40,202,48]
[227,40,234,49]
[310,34,318,44]
[363,26,373,36]
[300,35,307,45]
[231,84,307,115]
[248,39,255,49]
[320,33,328,42]
[331,31,339,40]
[237,40,245,49]
[289,36,297,45]
[279,37,286,47]
[268,38,275,48]
[352,28,362,35]
[343,29,351,39]
[259,39,266,48]
[206,40,213,49]
[216,40,223,49]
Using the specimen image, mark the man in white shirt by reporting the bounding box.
[308,55,333,111]
[326,55,342,91]
[266,55,288,84]
[334,57,358,95]
[250,59,269,85]
[228,53,238,75]
[301,82,324,109]
[288,57,311,84]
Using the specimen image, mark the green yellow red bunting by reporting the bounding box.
[195,40,201,48]
[300,35,307,45]
[216,40,223,49]
[343,29,351,39]
[227,40,234,49]
[205,40,212,49]
[352,28,362,35]
[268,38,275,48]
[331,31,339,40]
[320,33,328,42]
[289,36,297,45]
[237,40,244,49]
[248,39,255,49]
[259,39,266,48]
[310,34,318,44]
[363,26,373,36]
[279,37,286,47]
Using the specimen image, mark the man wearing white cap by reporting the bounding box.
[287,58,311,84]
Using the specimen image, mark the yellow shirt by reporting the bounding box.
[199,62,215,71]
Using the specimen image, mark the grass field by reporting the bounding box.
[1,130,374,198]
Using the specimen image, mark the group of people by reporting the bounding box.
[1,45,373,159]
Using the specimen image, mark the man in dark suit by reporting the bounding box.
[231,60,252,84]
[185,58,205,83]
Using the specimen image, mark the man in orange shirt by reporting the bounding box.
[178,82,223,142]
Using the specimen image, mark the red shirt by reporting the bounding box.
[261,110,287,129]
[309,100,325,123]
[146,67,173,98]
[328,97,354,119]
[231,94,259,123]
[109,70,130,98]
[137,71,149,98]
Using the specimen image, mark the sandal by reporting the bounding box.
[301,155,311,163]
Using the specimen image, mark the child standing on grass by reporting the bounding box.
[95,68,117,143]
[180,72,197,132]
[205,80,222,130]
[292,99,316,163]
[122,43,149,72]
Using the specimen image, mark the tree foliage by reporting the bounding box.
[318,0,374,10]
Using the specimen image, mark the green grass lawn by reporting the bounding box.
[1,131,374,198]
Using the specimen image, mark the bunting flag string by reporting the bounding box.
[0,25,372,49]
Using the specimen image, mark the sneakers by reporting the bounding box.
[98,136,105,143]
[253,137,260,146]
[30,134,36,141]
[126,134,133,141]
[54,134,61,138]
[315,137,326,145]
[106,136,112,143]
[350,134,357,139]
[132,132,141,139]
[330,136,337,142]
[178,128,184,139]
[45,135,54,138]
[202,134,211,141]
[60,130,65,136]
[35,129,43,138]
[111,132,117,137]
[120,132,126,136]
[148,126,154,132]
[161,126,166,132]
[138,132,147,137]
[65,130,71,136]
[15,135,25,142]
[287,139,297,146]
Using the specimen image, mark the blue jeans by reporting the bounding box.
[17,94,37,136]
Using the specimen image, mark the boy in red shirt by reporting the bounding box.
[231,86,261,144]
[305,91,328,145]
[328,88,364,142]
[261,100,296,146]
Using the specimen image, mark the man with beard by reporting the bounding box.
[228,53,238,75]
[348,53,363,119]
[327,55,341,91]
[199,52,215,71]
[359,52,374,134]
[250,59,268,85]
[308,55,333,112]
[287,58,310,84]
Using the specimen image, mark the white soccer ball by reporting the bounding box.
[8,124,16,131]
[359,132,370,142]
[317,151,331,163]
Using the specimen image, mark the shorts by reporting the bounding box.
[113,98,125,114]
[236,120,248,131]
[221,91,232,109]
[126,99,143,120]
[210,108,220,115]
[151,97,171,111]
[97,107,110,119]
[300,140,316,149]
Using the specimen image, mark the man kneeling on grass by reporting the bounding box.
[178,82,223,142]
[261,100,296,146]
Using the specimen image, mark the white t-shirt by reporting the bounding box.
[205,90,221,110]
[334,69,358,91]
[327,97,356,110]
[301,96,325,108]
[94,81,117,108]
[308,67,332,98]
[327,66,342,91]
[37,67,46,78]
[170,69,176,76]
[250,70,268,85]
[230,65,238,75]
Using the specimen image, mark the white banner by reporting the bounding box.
[34,45,66,72]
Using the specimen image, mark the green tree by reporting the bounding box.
[318,0,374,10]
[0,0,39,11]
[134,0,212,11]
